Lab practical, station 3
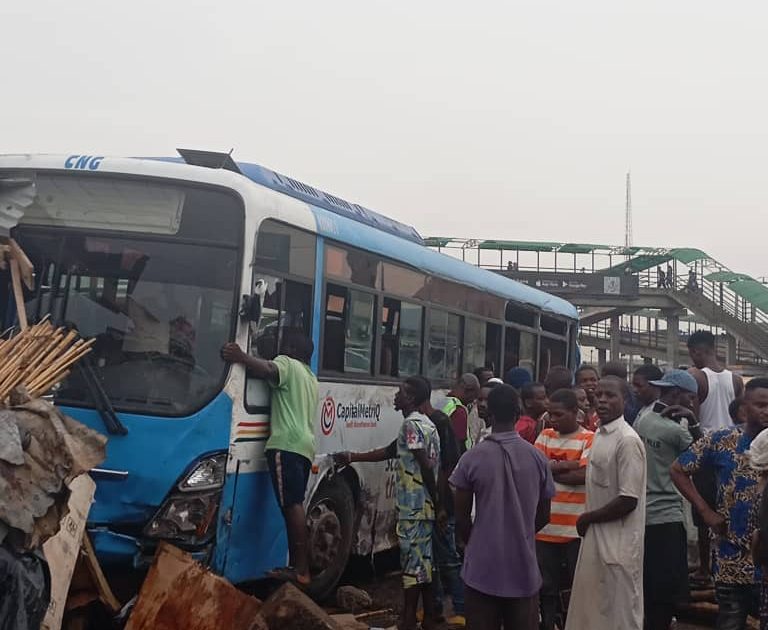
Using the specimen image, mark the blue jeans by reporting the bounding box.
[433,517,465,616]
[715,582,760,630]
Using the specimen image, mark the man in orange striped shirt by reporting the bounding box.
[533,389,594,630]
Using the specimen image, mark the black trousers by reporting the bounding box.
[465,585,538,630]
[536,539,580,630]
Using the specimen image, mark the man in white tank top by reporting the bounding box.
[686,330,744,584]
[687,330,744,430]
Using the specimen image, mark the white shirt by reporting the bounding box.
[566,417,647,630]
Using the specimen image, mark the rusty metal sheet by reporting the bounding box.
[126,543,265,630]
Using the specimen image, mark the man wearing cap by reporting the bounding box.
[634,370,702,630]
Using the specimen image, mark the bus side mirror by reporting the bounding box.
[240,279,267,322]
[240,295,261,322]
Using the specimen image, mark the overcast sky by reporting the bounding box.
[3,1,767,276]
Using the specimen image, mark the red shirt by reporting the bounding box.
[450,406,469,445]
[515,415,538,444]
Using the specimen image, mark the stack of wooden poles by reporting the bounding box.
[0,317,94,403]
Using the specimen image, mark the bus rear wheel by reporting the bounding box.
[305,477,355,600]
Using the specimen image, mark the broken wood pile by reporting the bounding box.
[126,544,396,630]
[0,318,95,404]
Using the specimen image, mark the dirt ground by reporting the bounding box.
[339,550,717,629]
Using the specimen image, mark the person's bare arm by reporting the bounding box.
[687,368,708,414]
[535,497,552,532]
[554,468,586,485]
[576,496,637,536]
[734,373,745,399]
[661,405,703,442]
[671,461,726,534]
[413,449,439,510]
[336,440,396,464]
[221,342,279,384]
[551,460,580,473]
[437,468,452,517]
[454,487,473,546]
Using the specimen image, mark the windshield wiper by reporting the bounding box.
[77,357,128,436]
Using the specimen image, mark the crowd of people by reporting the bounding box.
[222,328,768,630]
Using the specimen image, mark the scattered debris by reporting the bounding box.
[335,585,373,613]
[260,583,338,630]
[0,398,106,551]
[125,543,266,630]
[41,475,97,630]
[0,546,49,630]
[329,614,368,630]
[0,318,96,402]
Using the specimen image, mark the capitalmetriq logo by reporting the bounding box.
[320,396,336,435]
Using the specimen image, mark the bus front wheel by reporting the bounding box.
[305,477,355,600]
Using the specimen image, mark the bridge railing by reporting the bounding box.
[637,269,768,332]
[580,318,768,366]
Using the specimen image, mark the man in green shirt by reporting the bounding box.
[222,330,318,587]
[634,369,702,630]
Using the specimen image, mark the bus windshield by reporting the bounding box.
[7,177,243,417]
[14,232,238,416]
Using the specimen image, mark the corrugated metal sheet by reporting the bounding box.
[0,176,36,237]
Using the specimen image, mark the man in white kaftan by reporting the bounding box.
[565,376,647,630]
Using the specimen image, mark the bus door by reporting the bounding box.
[215,274,314,583]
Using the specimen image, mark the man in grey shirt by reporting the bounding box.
[634,370,702,630]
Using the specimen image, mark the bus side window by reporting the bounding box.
[462,318,486,374]
[485,322,502,375]
[427,309,461,381]
[380,298,422,377]
[246,278,312,407]
[322,283,376,375]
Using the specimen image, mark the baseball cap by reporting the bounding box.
[649,369,698,394]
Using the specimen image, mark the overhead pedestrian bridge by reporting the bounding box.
[425,239,768,374]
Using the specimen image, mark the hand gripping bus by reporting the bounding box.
[0,150,579,598]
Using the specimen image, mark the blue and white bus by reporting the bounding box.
[0,151,578,597]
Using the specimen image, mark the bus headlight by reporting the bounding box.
[144,453,227,545]
[178,453,227,492]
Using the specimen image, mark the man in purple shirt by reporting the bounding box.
[450,384,555,629]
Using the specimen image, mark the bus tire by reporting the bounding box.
[305,477,355,600]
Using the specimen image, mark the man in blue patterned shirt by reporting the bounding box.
[672,377,768,630]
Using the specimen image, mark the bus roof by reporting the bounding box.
[1,152,578,320]
[150,155,424,245]
[224,157,578,319]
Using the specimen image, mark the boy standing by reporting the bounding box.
[534,389,594,630]
[335,377,441,630]
[221,332,318,586]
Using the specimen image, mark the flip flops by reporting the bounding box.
[267,566,311,588]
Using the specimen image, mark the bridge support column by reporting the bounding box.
[726,334,737,365]
[665,311,680,368]
[610,315,621,361]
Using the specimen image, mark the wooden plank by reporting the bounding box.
[9,238,34,289]
[10,257,28,330]
[80,532,121,612]
[41,475,96,630]
[126,543,266,630]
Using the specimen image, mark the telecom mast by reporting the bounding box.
[625,171,633,249]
